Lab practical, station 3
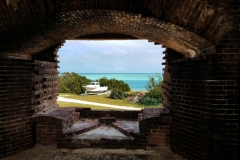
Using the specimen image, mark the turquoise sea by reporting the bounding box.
[76,73,162,91]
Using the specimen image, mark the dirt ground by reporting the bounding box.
[3,144,186,160]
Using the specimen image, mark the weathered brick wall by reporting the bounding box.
[32,60,59,115]
[205,30,239,160]
[138,114,171,148]
[32,46,60,115]
[0,46,60,157]
[162,50,184,113]
[146,124,170,146]
[34,116,63,145]
[146,116,170,147]
[0,59,34,158]
[163,30,239,159]
[167,50,209,159]
[32,44,62,62]
[36,122,58,144]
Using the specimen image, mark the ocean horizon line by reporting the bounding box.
[59,72,163,74]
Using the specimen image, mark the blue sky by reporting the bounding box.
[58,40,165,73]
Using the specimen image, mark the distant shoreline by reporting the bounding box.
[130,90,148,92]
[58,73,161,91]
[109,89,147,92]
[59,72,163,74]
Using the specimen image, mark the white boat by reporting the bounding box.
[84,82,108,93]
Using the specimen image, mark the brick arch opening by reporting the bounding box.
[0,0,239,159]
[32,37,167,114]
[1,10,214,58]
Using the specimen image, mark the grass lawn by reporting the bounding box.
[58,93,162,110]
[57,101,124,110]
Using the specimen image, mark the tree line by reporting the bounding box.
[58,72,130,94]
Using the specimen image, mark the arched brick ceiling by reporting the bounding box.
[0,0,236,58]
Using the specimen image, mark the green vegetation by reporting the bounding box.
[138,74,163,106]
[58,93,144,109]
[109,89,128,99]
[58,72,131,95]
[57,72,163,109]
[138,96,159,106]
[59,72,90,94]
[98,77,130,92]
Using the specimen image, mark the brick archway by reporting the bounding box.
[1,10,215,58]
[0,0,239,159]
[0,0,235,58]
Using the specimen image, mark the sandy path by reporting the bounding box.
[58,96,141,110]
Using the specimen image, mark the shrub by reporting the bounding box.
[138,74,162,106]
[145,74,163,99]
[98,77,130,92]
[109,89,127,99]
[138,93,161,106]
[138,96,159,106]
[58,72,91,94]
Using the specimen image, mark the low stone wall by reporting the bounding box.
[76,108,140,120]
[146,124,170,146]
[36,122,58,145]
[33,116,63,145]
[33,108,170,150]
[138,113,171,148]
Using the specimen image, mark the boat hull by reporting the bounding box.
[84,82,108,93]
[85,86,108,92]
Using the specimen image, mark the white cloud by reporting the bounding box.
[58,40,165,73]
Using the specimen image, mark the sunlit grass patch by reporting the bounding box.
[58,93,144,108]
[57,101,122,110]
[58,93,163,109]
